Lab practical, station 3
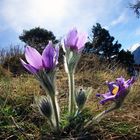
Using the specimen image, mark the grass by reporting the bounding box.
[0,54,140,139]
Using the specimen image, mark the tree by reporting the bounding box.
[130,0,140,18]
[117,49,135,75]
[117,49,135,68]
[84,23,121,61]
[19,27,58,53]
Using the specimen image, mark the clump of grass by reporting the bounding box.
[0,66,12,79]
[0,45,25,75]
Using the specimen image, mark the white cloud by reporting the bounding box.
[0,0,67,31]
[129,43,140,52]
[0,0,125,37]
[111,11,128,26]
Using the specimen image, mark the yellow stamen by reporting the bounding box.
[112,85,119,95]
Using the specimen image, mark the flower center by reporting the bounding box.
[112,85,119,95]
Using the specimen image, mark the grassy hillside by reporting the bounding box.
[0,54,140,139]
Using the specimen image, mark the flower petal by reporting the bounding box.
[107,82,119,93]
[125,77,135,87]
[54,46,59,65]
[20,59,37,74]
[102,92,114,98]
[100,95,115,104]
[65,28,78,47]
[25,46,42,69]
[42,41,55,69]
[115,88,125,98]
[116,76,125,86]
[76,33,87,51]
[96,92,112,98]
[96,93,101,97]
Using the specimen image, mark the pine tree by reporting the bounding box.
[117,49,134,67]
[85,23,121,61]
[130,0,140,18]
[19,27,58,53]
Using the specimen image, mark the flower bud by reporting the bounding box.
[76,89,87,110]
[38,97,52,119]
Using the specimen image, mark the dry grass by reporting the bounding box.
[0,54,140,139]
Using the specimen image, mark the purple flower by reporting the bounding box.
[64,28,87,52]
[20,41,59,74]
[96,77,135,104]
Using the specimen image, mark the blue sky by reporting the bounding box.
[0,0,139,50]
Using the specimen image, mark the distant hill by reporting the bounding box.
[132,44,140,65]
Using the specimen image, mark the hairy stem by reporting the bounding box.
[68,72,76,116]
[51,96,59,131]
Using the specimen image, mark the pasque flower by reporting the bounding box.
[20,41,59,74]
[62,28,87,73]
[20,41,59,96]
[90,77,136,123]
[62,28,87,116]
[96,76,135,104]
[21,41,60,131]
[64,28,87,52]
